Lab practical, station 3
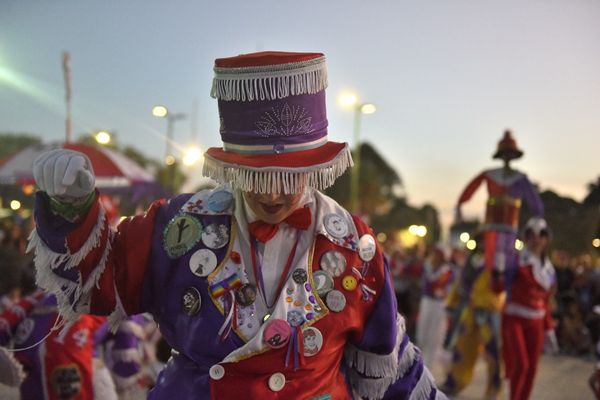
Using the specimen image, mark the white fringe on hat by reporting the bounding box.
[202,144,353,194]
[211,56,328,102]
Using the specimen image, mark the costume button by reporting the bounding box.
[209,364,225,380]
[268,372,286,392]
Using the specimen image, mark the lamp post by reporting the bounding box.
[339,93,376,213]
[152,105,187,193]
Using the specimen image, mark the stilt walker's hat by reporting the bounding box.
[203,51,353,194]
[492,129,524,160]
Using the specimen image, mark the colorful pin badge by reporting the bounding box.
[189,249,218,277]
[342,275,358,291]
[201,223,230,249]
[206,190,234,213]
[326,290,346,312]
[292,268,308,284]
[235,284,257,307]
[263,319,291,349]
[163,215,202,259]
[182,287,202,316]
[324,213,349,238]
[320,251,347,277]
[286,310,305,327]
[312,270,334,297]
[302,327,323,357]
[358,234,377,262]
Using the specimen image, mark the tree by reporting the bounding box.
[326,142,440,244]
[522,190,600,256]
[0,133,41,160]
[584,176,600,208]
[325,142,402,214]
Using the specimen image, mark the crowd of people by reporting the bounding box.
[0,216,170,400]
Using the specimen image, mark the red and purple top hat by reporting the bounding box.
[492,129,524,160]
[202,51,353,194]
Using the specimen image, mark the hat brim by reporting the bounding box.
[205,141,348,169]
[493,149,523,160]
[203,141,353,193]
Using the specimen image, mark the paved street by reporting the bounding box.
[1,355,594,399]
[433,355,595,400]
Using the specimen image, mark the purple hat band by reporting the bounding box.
[217,91,328,155]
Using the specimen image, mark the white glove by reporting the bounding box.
[33,149,95,200]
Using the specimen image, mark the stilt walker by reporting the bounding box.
[28,51,446,399]
[455,130,544,274]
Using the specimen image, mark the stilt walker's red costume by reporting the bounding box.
[456,130,544,273]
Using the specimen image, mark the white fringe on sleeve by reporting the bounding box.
[27,207,114,325]
[344,313,423,399]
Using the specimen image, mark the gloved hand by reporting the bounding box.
[544,329,559,355]
[33,149,95,200]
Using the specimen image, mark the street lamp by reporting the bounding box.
[338,92,376,212]
[94,130,111,145]
[151,105,187,164]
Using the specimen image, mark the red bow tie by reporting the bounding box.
[248,207,312,242]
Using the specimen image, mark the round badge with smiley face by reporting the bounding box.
[342,275,358,291]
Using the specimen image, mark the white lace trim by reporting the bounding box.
[27,207,108,324]
[202,144,353,194]
[345,314,423,399]
[211,56,327,101]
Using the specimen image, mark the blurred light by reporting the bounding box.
[95,130,111,145]
[593,238,600,248]
[165,155,175,165]
[515,239,524,250]
[22,184,35,195]
[152,105,168,118]
[119,216,129,223]
[459,232,470,243]
[377,232,387,243]
[466,240,477,250]
[360,103,376,114]
[415,225,427,238]
[10,200,21,210]
[182,147,202,166]
[338,92,358,109]
[408,225,418,235]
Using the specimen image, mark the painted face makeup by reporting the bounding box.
[243,190,305,224]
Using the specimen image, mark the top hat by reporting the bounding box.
[492,129,524,160]
[202,51,353,194]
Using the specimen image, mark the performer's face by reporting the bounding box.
[525,230,549,255]
[243,190,304,224]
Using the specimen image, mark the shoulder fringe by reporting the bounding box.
[203,145,353,194]
[345,370,394,400]
[211,56,327,101]
[26,207,113,327]
[345,314,426,399]
[408,367,439,400]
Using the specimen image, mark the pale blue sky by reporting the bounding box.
[1,0,599,227]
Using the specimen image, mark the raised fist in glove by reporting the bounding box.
[33,149,95,200]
